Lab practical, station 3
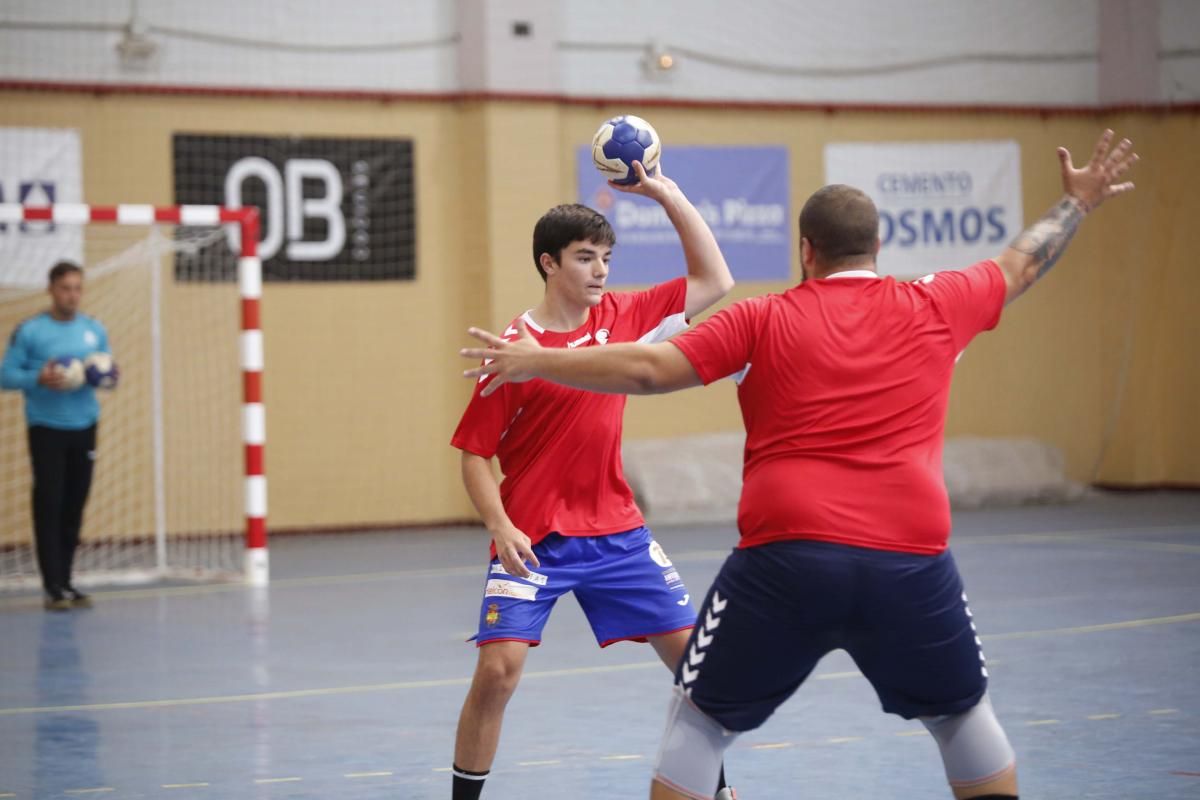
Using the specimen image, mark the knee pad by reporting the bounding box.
[922,693,1016,788]
[654,686,739,800]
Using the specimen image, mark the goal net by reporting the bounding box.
[0,207,265,590]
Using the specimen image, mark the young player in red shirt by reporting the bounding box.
[450,161,737,800]
[461,130,1138,800]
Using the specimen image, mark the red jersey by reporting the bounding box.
[452,278,688,546]
[671,261,1006,555]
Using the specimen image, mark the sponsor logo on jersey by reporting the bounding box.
[484,579,538,601]
[567,332,592,349]
[83,330,98,347]
[596,328,610,345]
[490,562,548,586]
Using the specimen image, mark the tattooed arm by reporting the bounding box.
[995,129,1138,305]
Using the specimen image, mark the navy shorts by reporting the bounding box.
[676,540,988,731]
[471,527,697,647]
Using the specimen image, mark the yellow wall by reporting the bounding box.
[1,91,1196,542]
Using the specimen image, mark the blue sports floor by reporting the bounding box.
[1,491,1197,799]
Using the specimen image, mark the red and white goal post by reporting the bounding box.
[0,203,268,588]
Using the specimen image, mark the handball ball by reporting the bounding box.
[84,352,119,389]
[592,115,661,186]
[52,356,86,390]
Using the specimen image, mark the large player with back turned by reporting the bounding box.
[461,130,1139,800]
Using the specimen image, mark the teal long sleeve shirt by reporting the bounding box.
[1,312,110,429]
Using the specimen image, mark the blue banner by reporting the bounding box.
[576,146,791,285]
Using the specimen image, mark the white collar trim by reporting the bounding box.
[824,269,879,280]
[519,311,545,333]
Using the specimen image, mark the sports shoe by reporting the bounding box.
[63,587,93,608]
[715,788,738,800]
[44,592,72,612]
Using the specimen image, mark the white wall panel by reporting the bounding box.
[0,0,1192,104]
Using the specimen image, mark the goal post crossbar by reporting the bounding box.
[0,203,268,586]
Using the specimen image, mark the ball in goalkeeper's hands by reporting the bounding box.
[84,352,119,389]
[51,356,86,390]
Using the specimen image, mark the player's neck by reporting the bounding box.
[530,293,590,333]
[49,308,76,321]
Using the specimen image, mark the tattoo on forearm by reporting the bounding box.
[1008,197,1086,292]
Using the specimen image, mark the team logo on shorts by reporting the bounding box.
[485,603,500,627]
[648,540,673,568]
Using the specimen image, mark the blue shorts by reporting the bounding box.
[471,527,697,647]
[677,540,988,730]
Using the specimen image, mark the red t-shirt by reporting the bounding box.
[452,278,688,546]
[671,261,1006,555]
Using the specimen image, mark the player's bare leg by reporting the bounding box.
[648,627,691,669]
[952,767,1018,799]
[453,640,530,771]
[652,780,700,800]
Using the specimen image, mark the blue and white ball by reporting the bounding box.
[52,356,86,390]
[84,352,119,389]
[591,115,661,185]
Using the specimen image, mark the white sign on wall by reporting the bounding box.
[824,141,1023,277]
[0,127,84,287]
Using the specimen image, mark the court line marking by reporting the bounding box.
[601,754,643,761]
[1088,713,1121,720]
[64,790,115,795]
[1,522,1195,610]
[983,611,1200,641]
[1026,719,1061,726]
[895,729,930,737]
[345,771,392,778]
[517,760,561,767]
[162,783,209,789]
[1149,708,1179,715]
[827,736,864,743]
[2,612,1195,717]
[253,777,302,784]
[751,742,793,750]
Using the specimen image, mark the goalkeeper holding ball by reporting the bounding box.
[2,260,118,611]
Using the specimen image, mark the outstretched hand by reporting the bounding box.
[1059,129,1138,212]
[461,319,543,397]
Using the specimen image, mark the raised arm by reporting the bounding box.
[616,161,735,318]
[462,321,702,397]
[995,129,1138,305]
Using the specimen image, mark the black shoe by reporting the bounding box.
[44,591,72,612]
[63,587,93,608]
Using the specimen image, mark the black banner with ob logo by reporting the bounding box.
[172,134,415,281]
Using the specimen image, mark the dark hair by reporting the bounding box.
[48,261,83,285]
[532,204,616,281]
[798,185,879,267]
